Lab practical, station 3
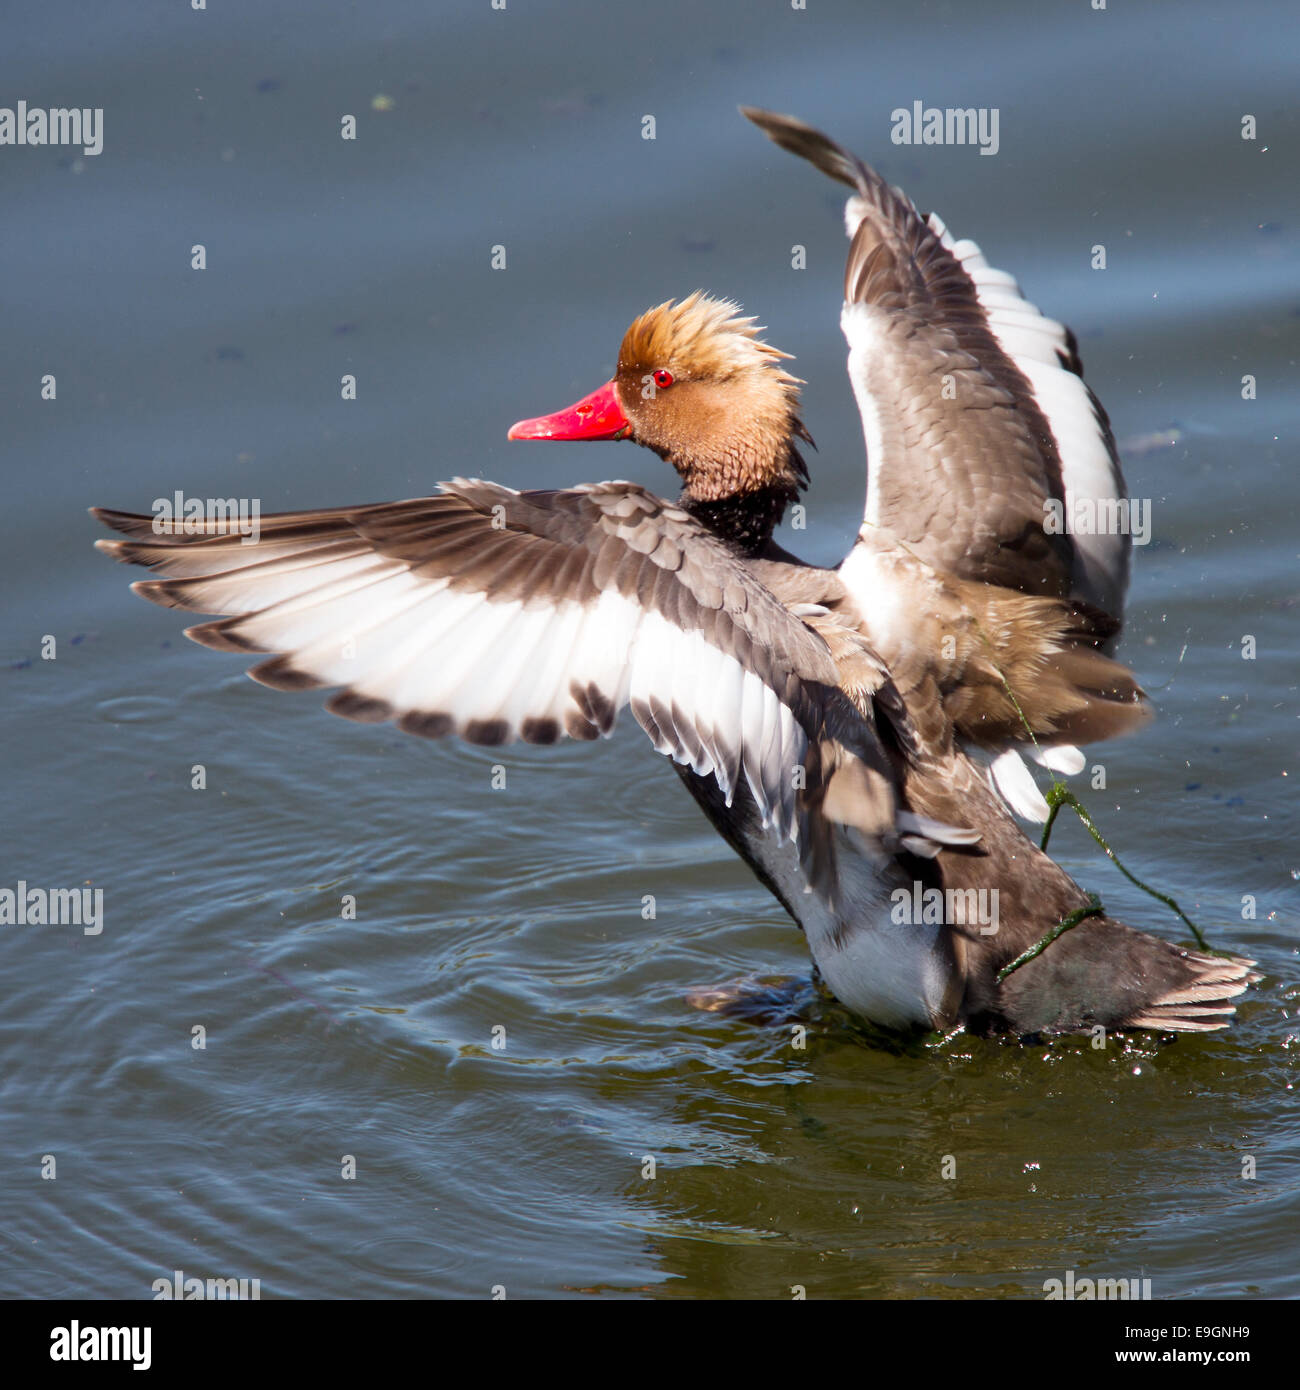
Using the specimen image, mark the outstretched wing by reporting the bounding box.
[741,107,1130,623]
[94,479,901,849]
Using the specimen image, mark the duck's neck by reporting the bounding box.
[678,439,810,556]
[681,481,799,555]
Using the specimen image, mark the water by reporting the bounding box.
[2,0,1297,1299]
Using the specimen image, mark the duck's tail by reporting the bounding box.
[960,901,1257,1036]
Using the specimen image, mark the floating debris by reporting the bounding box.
[1119,426,1185,455]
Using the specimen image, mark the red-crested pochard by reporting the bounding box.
[92,110,1253,1037]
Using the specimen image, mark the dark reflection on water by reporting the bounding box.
[1,0,1296,1298]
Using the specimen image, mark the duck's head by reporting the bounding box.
[508,292,812,510]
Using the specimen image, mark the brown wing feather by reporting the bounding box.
[741,106,1124,609]
[93,482,924,867]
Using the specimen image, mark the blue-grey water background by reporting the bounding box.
[2,0,1297,1299]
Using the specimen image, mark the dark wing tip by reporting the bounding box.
[130,577,202,610]
[249,655,329,692]
[183,619,262,654]
[91,506,158,539]
[326,689,395,723]
[739,106,862,192]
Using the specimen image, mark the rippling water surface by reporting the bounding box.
[2,0,1297,1298]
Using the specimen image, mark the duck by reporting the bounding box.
[92,109,1254,1038]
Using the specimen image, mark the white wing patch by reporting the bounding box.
[627,610,805,839]
[841,301,890,529]
[125,524,817,844]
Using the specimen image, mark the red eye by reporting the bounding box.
[653,369,674,389]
